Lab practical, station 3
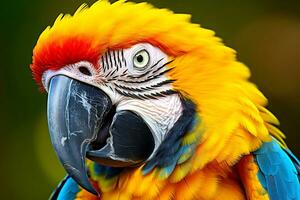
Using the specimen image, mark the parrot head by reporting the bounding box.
[31,0,277,195]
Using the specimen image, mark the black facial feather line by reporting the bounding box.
[100,49,175,100]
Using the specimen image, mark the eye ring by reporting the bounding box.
[133,49,150,70]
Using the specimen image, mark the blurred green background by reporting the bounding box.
[0,0,299,199]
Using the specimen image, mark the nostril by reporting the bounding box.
[79,66,92,76]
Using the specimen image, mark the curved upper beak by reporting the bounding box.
[47,75,155,195]
[47,75,112,195]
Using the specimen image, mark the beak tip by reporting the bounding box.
[63,163,98,195]
[84,185,99,196]
[82,180,99,196]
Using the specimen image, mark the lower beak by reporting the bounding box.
[47,75,112,195]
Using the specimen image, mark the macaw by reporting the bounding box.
[30,1,300,200]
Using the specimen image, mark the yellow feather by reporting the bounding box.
[258,105,280,125]
[170,160,193,183]
[239,114,258,136]
[154,184,175,200]
[97,176,118,192]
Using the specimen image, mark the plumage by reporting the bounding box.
[254,140,300,200]
[30,1,299,199]
[51,176,80,200]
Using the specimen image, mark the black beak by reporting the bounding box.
[47,75,111,194]
[47,75,154,195]
[87,110,155,167]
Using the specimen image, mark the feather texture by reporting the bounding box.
[253,139,300,200]
[53,176,80,200]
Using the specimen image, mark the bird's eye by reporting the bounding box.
[133,49,150,69]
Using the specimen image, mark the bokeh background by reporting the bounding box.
[0,0,299,199]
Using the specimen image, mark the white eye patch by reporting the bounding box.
[124,43,168,76]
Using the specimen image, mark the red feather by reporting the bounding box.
[31,36,100,88]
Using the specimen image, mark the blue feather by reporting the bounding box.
[257,170,267,188]
[57,177,80,200]
[284,148,300,181]
[93,163,106,176]
[254,139,300,200]
[49,176,80,200]
[93,163,122,179]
